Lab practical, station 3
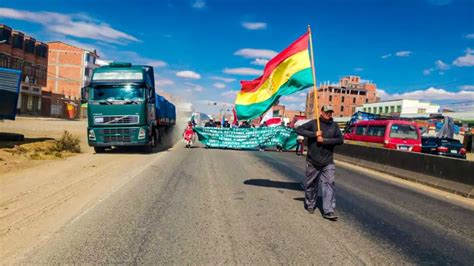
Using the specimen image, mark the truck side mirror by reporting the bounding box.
[81,87,88,104]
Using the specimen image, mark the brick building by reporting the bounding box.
[0,24,48,115]
[305,76,379,118]
[44,41,99,117]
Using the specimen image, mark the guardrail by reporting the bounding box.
[334,143,474,197]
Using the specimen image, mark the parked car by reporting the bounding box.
[421,137,466,159]
[344,120,422,152]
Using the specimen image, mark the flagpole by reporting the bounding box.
[307,25,320,131]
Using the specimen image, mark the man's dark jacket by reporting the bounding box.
[295,117,344,168]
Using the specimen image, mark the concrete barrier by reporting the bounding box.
[334,143,474,197]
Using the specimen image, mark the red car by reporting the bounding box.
[344,120,422,152]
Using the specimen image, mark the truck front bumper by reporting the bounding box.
[87,126,151,147]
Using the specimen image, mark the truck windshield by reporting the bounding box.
[389,124,418,140]
[90,85,145,102]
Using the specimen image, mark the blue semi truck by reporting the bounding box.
[82,62,176,153]
[0,67,22,120]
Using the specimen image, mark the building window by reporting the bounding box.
[24,40,35,54]
[23,62,34,81]
[390,106,395,113]
[363,108,366,112]
[342,96,345,103]
[353,97,356,104]
[12,34,24,49]
[365,98,369,103]
[0,28,11,44]
[379,107,383,113]
[35,45,47,58]
[0,54,8,68]
[397,105,402,113]
[385,106,389,113]
[10,58,23,70]
[341,106,344,112]
[418,108,426,114]
[329,95,332,101]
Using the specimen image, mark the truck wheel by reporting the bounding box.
[94,147,106,153]
[144,130,158,153]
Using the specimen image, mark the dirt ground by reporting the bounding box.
[0,116,181,262]
[0,117,90,176]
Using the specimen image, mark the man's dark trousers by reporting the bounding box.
[305,162,336,213]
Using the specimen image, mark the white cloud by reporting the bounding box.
[298,92,307,97]
[377,87,474,102]
[423,69,433,75]
[381,54,392,59]
[395,51,412,57]
[0,8,138,44]
[223,67,262,76]
[176,70,201,79]
[453,48,474,67]
[282,96,304,102]
[213,82,226,89]
[465,33,474,39]
[221,90,239,98]
[459,85,474,91]
[242,22,267,30]
[211,76,236,83]
[354,67,364,72]
[147,60,167,68]
[192,0,206,9]
[185,82,205,92]
[234,48,277,59]
[251,58,269,66]
[283,103,306,111]
[155,79,174,87]
[435,60,449,70]
[101,50,166,68]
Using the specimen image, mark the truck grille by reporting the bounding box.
[101,128,131,135]
[95,115,139,125]
[104,135,131,143]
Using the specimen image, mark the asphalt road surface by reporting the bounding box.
[19,144,474,264]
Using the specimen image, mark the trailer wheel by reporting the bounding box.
[144,129,158,153]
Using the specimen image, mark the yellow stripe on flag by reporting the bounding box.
[235,49,311,106]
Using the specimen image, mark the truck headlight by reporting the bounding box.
[88,130,96,140]
[138,128,146,139]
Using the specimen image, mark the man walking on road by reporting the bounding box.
[295,105,343,221]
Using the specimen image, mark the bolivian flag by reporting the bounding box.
[235,33,313,120]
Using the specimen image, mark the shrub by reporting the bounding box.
[53,131,81,153]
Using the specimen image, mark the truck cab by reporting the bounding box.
[83,62,160,153]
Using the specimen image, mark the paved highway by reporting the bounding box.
[19,144,474,264]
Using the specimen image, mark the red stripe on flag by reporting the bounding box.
[240,33,309,93]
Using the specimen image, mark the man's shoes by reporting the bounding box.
[323,212,338,221]
[307,207,315,214]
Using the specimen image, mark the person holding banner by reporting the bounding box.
[295,105,343,221]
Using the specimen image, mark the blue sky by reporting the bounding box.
[1,0,473,114]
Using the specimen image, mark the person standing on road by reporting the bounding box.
[296,135,304,156]
[295,105,343,221]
